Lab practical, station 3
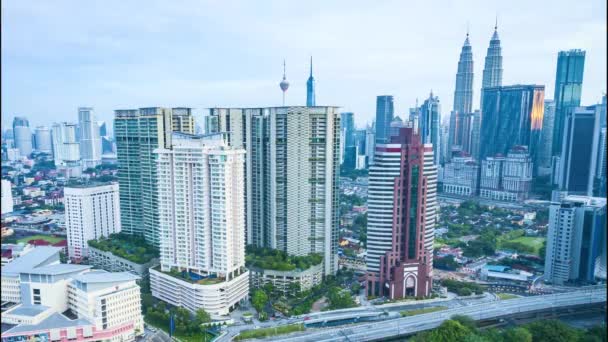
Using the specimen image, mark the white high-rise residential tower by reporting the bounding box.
[114,107,195,247]
[207,106,341,275]
[65,183,121,261]
[150,132,248,315]
[13,117,32,157]
[52,122,82,178]
[34,126,52,154]
[544,195,606,285]
[78,107,102,169]
[365,122,376,166]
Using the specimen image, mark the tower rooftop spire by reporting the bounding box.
[309,56,313,77]
[279,59,289,105]
[306,56,316,106]
[464,22,471,46]
[491,14,500,41]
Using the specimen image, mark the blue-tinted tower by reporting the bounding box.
[552,50,585,156]
[479,85,545,163]
[306,57,316,107]
[375,95,395,144]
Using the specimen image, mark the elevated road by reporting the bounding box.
[266,287,606,341]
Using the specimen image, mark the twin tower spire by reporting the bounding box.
[280,24,500,110]
[453,20,503,114]
[279,57,316,107]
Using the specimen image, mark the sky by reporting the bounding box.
[1,0,606,131]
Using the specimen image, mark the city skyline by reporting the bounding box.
[1,2,606,340]
[2,0,606,129]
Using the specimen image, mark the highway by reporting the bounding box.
[263,287,606,341]
[217,292,487,341]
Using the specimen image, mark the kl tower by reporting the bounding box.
[279,59,289,106]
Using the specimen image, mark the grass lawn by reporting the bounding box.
[497,293,519,300]
[507,236,545,255]
[17,234,64,244]
[173,333,214,342]
[235,324,305,341]
[434,241,446,248]
[400,306,448,317]
[197,277,224,285]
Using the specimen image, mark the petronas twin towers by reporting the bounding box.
[482,25,503,89]
[449,23,503,159]
[453,32,474,115]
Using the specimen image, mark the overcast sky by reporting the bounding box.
[2,0,606,131]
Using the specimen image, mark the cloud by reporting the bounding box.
[1,0,606,128]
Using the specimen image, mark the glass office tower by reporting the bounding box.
[552,49,585,156]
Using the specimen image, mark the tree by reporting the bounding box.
[195,309,211,325]
[500,241,535,254]
[416,319,472,342]
[434,256,460,270]
[327,287,356,310]
[287,282,301,297]
[359,232,367,247]
[174,307,191,324]
[251,289,268,313]
[140,278,151,294]
[480,328,503,342]
[536,208,549,223]
[141,294,154,314]
[352,214,367,232]
[524,320,582,342]
[451,315,476,331]
[583,325,607,342]
[351,282,361,295]
[441,279,483,296]
[463,230,497,257]
[462,335,491,342]
[502,327,532,342]
[263,282,276,297]
[539,240,547,262]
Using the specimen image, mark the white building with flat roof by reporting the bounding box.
[51,122,82,178]
[78,107,102,169]
[68,271,143,334]
[7,148,20,161]
[64,183,121,261]
[1,246,63,304]
[1,244,143,341]
[34,126,52,154]
[544,196,606,285]
[1,243,34,267]
[440,155,479,197]
[2,267,143,342]
[1,179,13,215]
[480,146,533,202]
[151,133,248,316]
